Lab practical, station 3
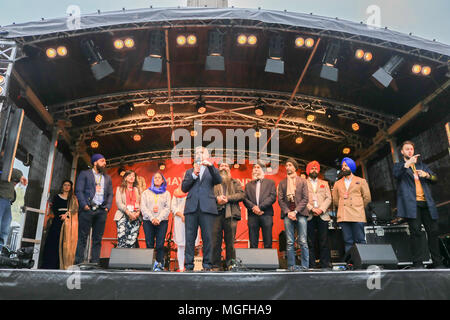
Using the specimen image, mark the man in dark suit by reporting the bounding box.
[75,154,113,264]
[181,146,222,271]
[278,158,309,270]
[244,161,277,248]
[393,140,444,269]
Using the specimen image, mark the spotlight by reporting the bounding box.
[177,34,197,46]
[196,97,206,114]
[351,121,360,131]
[318,42,340,82]
[187,34,197,45]
[124,38,135,48]
[421,66,431,76]
[255,103,266,117]
[146,107,156,117]
[80,39,114,80]
[363,52,373,62]
[247,35,257,45]
[206,30,225,71]
[371,55,404,88]
[412,64,422,74]
[114,39,124,50]
[117,102,134,118]
[295,37,305,47]
[306,113,315,122]
[305,38,315,48]
[355,49,364,59]
[342,147,351,155]
[132,131,142,142]
[233,163,240,169]
[190,129,198,137]
[46,48,57,59]
[90,140,99,149]
[237,34,257,46]
[254,131,262,138]
[57,46,68,57]
[295,133,304,144]
[325,108,335,120]
[265,34,284,74]
[143,31,165,73]
[94,113,103,123]
[237,34,247,45]
[177,35,187,46]
[159,161,166,171]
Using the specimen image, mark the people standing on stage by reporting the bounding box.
[41,180,79,269]
[244,161,277,249]
[332,157,371,254]
[0,167,27,250]
[393,140,444,269]
[278,158,309,270]
[212,161,245,270]
[75,154,113,264]
[114,170,141,248]
[181,146,222,271]
[141,172,171,271]
[305,161,332,269]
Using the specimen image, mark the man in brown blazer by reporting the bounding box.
[278,158,309,270]
[305,161,332,269]
[332,157,371,254]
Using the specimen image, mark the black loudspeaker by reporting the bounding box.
[366,201,392,223]
[108,248,154,269]
[344,244,398,269]
[235,248,279,269]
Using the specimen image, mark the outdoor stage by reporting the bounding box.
[1,267,449,300]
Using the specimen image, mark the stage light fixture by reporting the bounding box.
[187,34,197,45]
[325,108,335,120]
[295,37,305,47]
[90,140,99,149]
[114,39,124,49]
[412,64,422,74]
[124,38,135,48]
[265,34,284,74]
[363,52,373,62]
[247,35,257,45]
[57,46,68,57]
[351,121,360,131]
[143,31,165,73]
[237,34,247,45]
[159,161,166,171]
[295,133,304,144]
[94,113,103,123]
[254,130,262,138]
[254,103,266,117]
[117,102,134,118]
[80,39,114,80]
[177,35,186,46]
[206,30,225,71]
[421,66,431,76]
[233,163,240,169]
[355,49,364,59]
[132,131,142,142]
[305,38,315,48]
[306,113,316,122]
[46,48,57,59]
[237,34,257,46]
[318,42,340,82]
[177,34,197,46]
[371,55,404,88]
[342,147,351,155]
[146,107,156,117]
[190,129,198,137]
[196,97,206,114]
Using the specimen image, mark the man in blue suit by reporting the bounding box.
[181,146,222,271]
[75,154,113,264]
[393,141,444,268]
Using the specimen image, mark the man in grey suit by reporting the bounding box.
[181,146,222,271]
[244,162,277,249]
[278,158,309,270]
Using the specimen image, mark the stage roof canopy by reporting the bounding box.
[2,7,449,168]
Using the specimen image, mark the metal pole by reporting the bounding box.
[70,152,79,184]
[33,127,60,268]
[388,137,400,163]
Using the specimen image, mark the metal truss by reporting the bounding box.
[0,40,17,101]
[9,18,449,65]
[106,148,331,171]
[75,111,364,146]
[50,87,397,129]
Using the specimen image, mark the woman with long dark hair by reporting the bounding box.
[114,170,141,248]
[141,172,171,271]
[41,180,79,269]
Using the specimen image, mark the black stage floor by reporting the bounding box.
[1,267,449,300]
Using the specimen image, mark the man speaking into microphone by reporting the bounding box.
[181,146,222,271]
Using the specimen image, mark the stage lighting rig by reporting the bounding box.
[371,55,404,88]
[80,39,114,80]
[265,34,284,74]
[206,30,225,71]
[318,41,341,82]
[143,31,165,73]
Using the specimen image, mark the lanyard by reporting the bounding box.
[93,170,102,185]
[126,188,136,205]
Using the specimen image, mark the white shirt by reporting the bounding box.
[344,175,352,191]
[255,179,261,206]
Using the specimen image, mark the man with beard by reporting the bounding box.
[75,154,113,264]
[332,157,371,254]
[211,161,245,270]
[393,141,444,269]
[305,161,332,269]
[244,161,277,249]
[278,158,309,270]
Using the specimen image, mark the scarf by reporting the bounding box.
[286,172,297,203]
[149,174,167,194]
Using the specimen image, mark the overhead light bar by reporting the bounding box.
[80,39,114,80]
[295,37,315,48]
[236,34,257,46]
[177,34,197,46]
[412,64,431,76]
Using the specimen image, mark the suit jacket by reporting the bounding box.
[244,178,277,217]
[332,175,371,223]
[213,178,245,220]
[277,176,309,219]
[306,178,332,221]
[393,160,438,220]
[181,165,222,215]
[75,169,114,211]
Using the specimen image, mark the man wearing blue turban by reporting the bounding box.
[332,157,371,254]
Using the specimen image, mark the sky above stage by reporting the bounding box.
[0,0,449,45]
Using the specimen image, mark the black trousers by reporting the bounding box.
[307,216,331,268]
[184,209,215,270]
[75,208,108,264]
[248,214,273,248]
[211,211,238,267]
[406,202,442,266]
